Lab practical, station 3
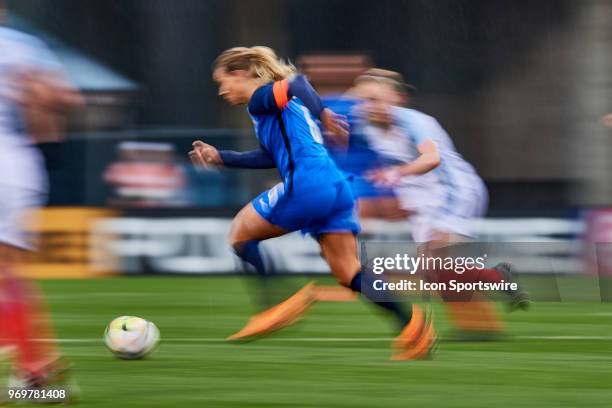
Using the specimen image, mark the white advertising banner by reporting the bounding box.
[91,217,583,275]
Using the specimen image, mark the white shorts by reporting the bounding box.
[0,184,46,250]
[398,178,488,243]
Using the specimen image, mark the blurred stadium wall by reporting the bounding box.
[4,1,612,285]
[6,0,612,209]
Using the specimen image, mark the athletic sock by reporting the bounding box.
[234,240,267,276]
[234,241,297,309]
[350,272,412,328]
[476,268,504,284]
[0,268,58,375]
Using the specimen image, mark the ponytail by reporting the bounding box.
[213,46,295,83]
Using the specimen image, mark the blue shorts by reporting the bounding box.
[252,178,361,237]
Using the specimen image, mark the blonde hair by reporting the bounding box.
[213,46,296,83]
[355,68,413,95]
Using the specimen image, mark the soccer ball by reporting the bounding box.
[104,316,160,359]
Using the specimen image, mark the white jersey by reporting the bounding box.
[0,26,63,192]
[362,118,443,210]
[362,107,488,241]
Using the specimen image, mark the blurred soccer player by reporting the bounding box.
[189,46,435,360]
[334,69,529,336]
[0,0,82,398]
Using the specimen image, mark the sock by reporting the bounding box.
[234,241,267,276]
[0,268,58,375]
[350,272,412,328]
[234,241,294,309]
[475,268,504,284]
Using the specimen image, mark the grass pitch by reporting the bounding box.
[12,276,612,407]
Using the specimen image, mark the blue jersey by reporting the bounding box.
[247,81,359,236]
[321,96,377,175]
[322,95,394,198]
[248,82,344,191]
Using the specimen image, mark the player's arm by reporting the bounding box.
[189,140,275,169]
[396,139,440,176]
[19,70,84,144]
[19,70,83,111]
[219,149,275,169]
[367,108,443,186]
[248,75,348,140]
[367,139,440,186]
[10,34,85,144]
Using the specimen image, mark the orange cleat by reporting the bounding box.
[391,306,437,361]
[392,305,425,350]
[227,282,316,341]
[313,285,357,302]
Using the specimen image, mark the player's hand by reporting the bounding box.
[189,140,222,168]
[321,108,349,144]
[366,167,402,187]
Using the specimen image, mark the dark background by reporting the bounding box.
[7,0,612,210]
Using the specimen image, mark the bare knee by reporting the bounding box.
[227,212,251,249]
[335,274,353,288]
[227,224,241,249]
[228,224,251,256]
[328,260,361,288]
[227,203,286,250]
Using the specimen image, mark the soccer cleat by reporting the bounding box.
[509,291,531,312]
[391,305,437,360]
[313,285,357,302]
[7,358,80,404]
[227,282,316,341]
[392,305,425,350]
[493,262,531,312]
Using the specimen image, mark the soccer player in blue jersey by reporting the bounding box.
[189,47,435,360]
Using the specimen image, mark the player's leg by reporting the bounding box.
[228,202,287,275]
[0,189,71,397]
[422,223,526,339]
[226,201,316,340]
[465,181,530,310]
[318,232,435,359]
[318,233,411,324]
[0,245,68,382]
[421,235,507,337]
[0,245,58,370]
[425,183,515,293]
[426,212,529,310]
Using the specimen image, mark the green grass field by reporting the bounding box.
[11,276,612,407]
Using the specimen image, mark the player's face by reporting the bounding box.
[354,82,401,127]
[213,68,252,105]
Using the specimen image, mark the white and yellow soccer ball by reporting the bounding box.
[104,316,160,359]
